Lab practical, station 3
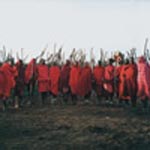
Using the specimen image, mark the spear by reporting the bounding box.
[16,52,20,60]
[21,48,24,60]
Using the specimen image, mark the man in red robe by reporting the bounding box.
[49,62,60,101]
[119,58,137,107]
[37,59,49,104]
[103,58,115,102]
[0,64,7,110]
[69,61,81,104]
[25,58,37,84]
[25,58,37,105]
[14,59,25,108]
[0,65,5,98]
[59,60,71,104]
[0,59,17,110]
[77,62,92,102]
[93,60,104,102]
[137,56,150,108]
[114,60,124,100]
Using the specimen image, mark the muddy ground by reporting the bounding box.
[0,100,150,150]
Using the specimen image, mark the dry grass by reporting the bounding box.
[0,104,150,150]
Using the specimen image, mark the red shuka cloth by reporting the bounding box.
[59,64,71,93]
[49,66,60,95]
[37,64,49,92]
[1,63,17,97]
[69,65,81,95]
[93,66,104,85]
[119,64,137,100]
[0,68,6,97]
[103,65,115,93]
[115,65,123,95]
[25,59,37,84]
[77,66,92,96]
[93,66,104,95]
[137,61,150,100]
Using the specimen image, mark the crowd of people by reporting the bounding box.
[0,49,150,111]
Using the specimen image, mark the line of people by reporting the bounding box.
[0,55,150,111]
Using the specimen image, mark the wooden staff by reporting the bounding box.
[81,49,86,63]
[23,54,29,62]
[100,48,105,64]
[130,47,137,62]
[79,49,83,63]
[144,38,149,59]
[10,49,13,58]
[0,50,3,62]
[51,43,57,63]
[104,51,108,60]
[46,54,53,64]
[69,48,76,63]
[54,43,57,56]
[53,46,62,63]
[57,46,63,65]
[46,45,52,64]
[2,45,6,62]
[46,52,50,61]
[126,50,130,59]
[36,44,48,60]
[62,51,65,64]
[147,49,150,61]
[74,49,80,62]
[16,52,20,60]
[21,48,24,60]
[90,47,95,70]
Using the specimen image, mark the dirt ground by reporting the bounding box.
[0,101,150,150]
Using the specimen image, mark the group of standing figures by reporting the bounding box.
[0,54,150,111]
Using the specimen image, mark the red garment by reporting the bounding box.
[119,64,137,100]
[49,66,60,95]
[69,65,80,95]
[0,68,6,97]
[1,63,16,97]
[93,65,104,95]
[137,60,150,100]
[103,64,115,93]
[115,65,123,96]
[115,65,122,78]
[25,59,37,84]
[14,61,25,96]
[93,66,104,85]
[59,64,71,93]
[77,66,92,96]
[37,64,49,92]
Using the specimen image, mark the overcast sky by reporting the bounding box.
[0,0,150,60]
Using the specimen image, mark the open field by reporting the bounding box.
[0,103,150,150]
